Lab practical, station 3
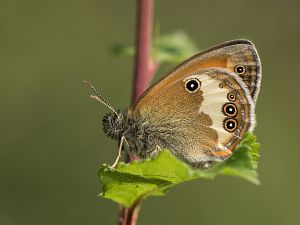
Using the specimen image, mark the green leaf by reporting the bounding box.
[98,133,260,208]
[203,133,260,184]
[111,31,198,64]
[111,44,134,57]
[153,30,198,64]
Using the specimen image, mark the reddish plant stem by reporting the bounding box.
[119,0,156,225]
[132,0,156,103]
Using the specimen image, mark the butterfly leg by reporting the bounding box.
[146,145,161,158]
[111,136,128,168]
[192,161,212,169]
[200,161,213,169]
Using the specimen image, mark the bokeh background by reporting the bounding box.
[1,0,299,225]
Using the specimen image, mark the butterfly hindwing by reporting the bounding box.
[192,69,255,162]
[132,68,255,165]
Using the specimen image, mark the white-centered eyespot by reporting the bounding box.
[185,78,201,93]
[227,92,236,102]
[234,65,246,75]
[224,118,238,132]
[222,103,238,117]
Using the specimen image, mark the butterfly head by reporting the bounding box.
[83,80,127,140]
[102,111,126,140]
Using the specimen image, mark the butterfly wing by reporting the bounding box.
[131,68,255,165]
[137,39,261,105]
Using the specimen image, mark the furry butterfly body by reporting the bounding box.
[94,40,261,168]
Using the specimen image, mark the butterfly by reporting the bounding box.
[84,39,261,169]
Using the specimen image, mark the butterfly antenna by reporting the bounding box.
[83,80,118,116]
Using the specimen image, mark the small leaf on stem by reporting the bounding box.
[111,31,198,64]
[98,133,260,208]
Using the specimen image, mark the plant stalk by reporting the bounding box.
[132,0,156,103]
[118,0,156,225]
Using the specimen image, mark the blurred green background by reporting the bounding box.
[1,0,299,225]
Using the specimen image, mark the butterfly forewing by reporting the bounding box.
[136,40,261,106]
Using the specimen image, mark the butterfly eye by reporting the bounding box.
[227,92,236,102]
[235,65,246,75]
[224,118,238,132]
[185,78,201,93]
[222,103,237,117]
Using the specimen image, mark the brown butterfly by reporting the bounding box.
[85,39,262,169]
